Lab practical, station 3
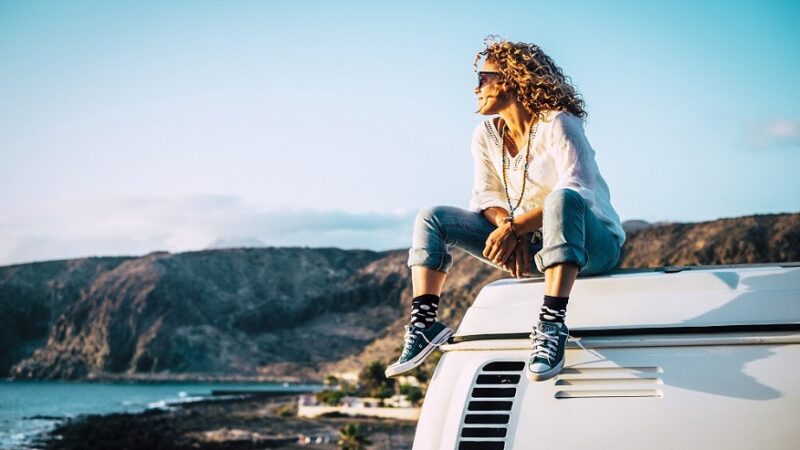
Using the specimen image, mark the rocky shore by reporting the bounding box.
[35,394,417,450]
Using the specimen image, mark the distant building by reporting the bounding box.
[385,394,413,408]
[298,394,318,406]
[298,393,420,421]
[341,396,382,408]
[330,371,359,384]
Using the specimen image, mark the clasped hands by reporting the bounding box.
[482,220,531,278]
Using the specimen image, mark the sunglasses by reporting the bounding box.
[477,71,502,88]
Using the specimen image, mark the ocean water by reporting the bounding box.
[0,380,323,449]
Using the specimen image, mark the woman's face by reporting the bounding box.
[474,60,510,115]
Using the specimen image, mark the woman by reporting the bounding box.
[385,38,625,382]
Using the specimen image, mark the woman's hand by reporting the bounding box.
[502,252,516,275]
[501,242,530,278]
[510,241,531,278]
[483,222,519,267]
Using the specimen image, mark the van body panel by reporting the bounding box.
[458,266,800,336]
[415,342,800,449]
[414,264,800,449]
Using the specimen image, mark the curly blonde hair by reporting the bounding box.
[474,36,587,120]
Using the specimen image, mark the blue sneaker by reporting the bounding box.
[527,320,569,381]
[385,322,453,378]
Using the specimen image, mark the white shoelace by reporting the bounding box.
[529,327,605,365]
[402,325,446,356]
[529,326,560,364]
[569,336,605,361]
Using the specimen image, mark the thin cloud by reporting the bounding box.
[748,119,800,150]
[0,195,417,266]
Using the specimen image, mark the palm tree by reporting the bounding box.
[359,360,396,398]
[338,423,372,450]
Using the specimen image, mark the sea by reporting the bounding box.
[0,379,324,449]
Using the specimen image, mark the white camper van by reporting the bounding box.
[413,263,800,450]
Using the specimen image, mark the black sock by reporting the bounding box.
[410,294,440,329]
[539,295,568,324]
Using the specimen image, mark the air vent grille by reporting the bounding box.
[458,360,525,450]
[554,366,664,399]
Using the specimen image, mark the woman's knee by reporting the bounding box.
[414,205,468,236]
[415,205,450,226]
[544,188,585,214]
[410,206,460,272]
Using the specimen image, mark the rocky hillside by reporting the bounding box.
[4,248,389,381]
[619,213,799,267]
[1,212,798,381]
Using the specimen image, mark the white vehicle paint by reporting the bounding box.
[413,263,800,450]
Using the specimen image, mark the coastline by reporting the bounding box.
[4,373,325,385]
[0,380,324,449]
[34,394,417,450]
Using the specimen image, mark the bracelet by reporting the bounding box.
[500,216,521,241]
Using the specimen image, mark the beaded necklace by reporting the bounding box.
[500,120,539,219]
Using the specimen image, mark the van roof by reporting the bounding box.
[455,263,800,338]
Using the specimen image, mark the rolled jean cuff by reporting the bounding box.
[407,248,453,273]
[534,242,588,273]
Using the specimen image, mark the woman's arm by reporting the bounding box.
[470,123,542,271]
[483,206,541,277]
[481,207,517,267]
[468,125,508,214]
[483,205,543,235]
[509,206,543,235]
[468,124,521,267]
[547,112,599,207]
[482,206,538,277]
[482,206,509,227]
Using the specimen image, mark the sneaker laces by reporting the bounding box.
[529,327,605,366]
[402,325,417,355]
[570,335,605,361]
[402,324,446,356]
[529,326,560,364]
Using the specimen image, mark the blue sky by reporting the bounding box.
[1,0,799,265]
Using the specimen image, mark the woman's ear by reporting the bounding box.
[492,78,509,95]
[496,81,514,101]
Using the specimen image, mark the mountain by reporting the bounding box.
[4,248,388,381]
[619,213,799,267]
[2,212,798,381]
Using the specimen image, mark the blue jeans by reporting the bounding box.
[407,189,621,276]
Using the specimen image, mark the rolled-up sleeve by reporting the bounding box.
[469,123,508,213]
[548,112,599,209]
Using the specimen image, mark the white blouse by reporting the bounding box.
[469,110,626,247]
